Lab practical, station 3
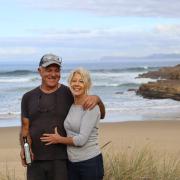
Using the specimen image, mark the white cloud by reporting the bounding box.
[155,24,180,36]
[20,0,180,17]
[0,29,135,60]
[1,25,180,60]
[0,47,37,57]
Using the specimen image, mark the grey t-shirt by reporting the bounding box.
[64,104,101,162]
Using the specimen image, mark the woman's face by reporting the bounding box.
[70,73,86,97]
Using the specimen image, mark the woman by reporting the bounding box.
[40,67,104,180]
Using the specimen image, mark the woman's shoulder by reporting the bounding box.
[88,105,100,115]
[70,104,100,115]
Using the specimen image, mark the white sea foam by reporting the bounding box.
[0,78,30,83]
[0,76,39,83]
[0,112,20,119]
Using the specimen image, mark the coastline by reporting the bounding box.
[1,120,180,152]
[2,112,180,127]
[1,120,180,179]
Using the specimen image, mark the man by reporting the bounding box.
[20,53,105,180]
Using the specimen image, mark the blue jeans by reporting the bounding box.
[68,154,104,180]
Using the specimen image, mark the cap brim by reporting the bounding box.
[41,61,61,67]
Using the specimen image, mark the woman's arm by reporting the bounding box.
[40,106,100,146]
[40,127,74,145]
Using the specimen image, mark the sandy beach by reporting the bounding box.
[1,120,180,179]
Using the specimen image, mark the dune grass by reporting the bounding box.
[0,162,23,180]
[1,146,180,180]
[103,146,180,180]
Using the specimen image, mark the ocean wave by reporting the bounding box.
[89,66,159,73]
[0,76,40,83]
[0,111,20,119]
[105,106,180,113]
[0,66,159,77]
[92,82,140,88]
[1,86,36,92]
[31,77,40,81]
[0,70,36,76]
[117,83,139,88]
[0,77,37,83]
[90,67,158,73]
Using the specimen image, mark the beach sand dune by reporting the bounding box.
[1,120,180,179]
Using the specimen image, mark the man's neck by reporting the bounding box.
[40,83,60,94]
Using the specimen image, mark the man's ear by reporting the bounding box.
[38,67,42,75]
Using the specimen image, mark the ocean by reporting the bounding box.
[1,59,180,127]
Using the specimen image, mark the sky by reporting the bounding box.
[1,0,180,62]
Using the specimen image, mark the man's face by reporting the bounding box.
[38,64,60,89]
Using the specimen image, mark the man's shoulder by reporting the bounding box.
[23,87,39,98]
[58,84,71,94]
[57,84,73,101]
[60,84,70,90]
[85,105,100,116]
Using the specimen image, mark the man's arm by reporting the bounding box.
[97,97,105,119]
[20,117,30,145]
[83,95,105,119]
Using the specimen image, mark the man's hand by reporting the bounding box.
[20,149,26,167]
[82,95,105,119]
[82,95,99,110]
[20,148,34,167]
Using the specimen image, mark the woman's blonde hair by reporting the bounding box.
[68,67,92,94]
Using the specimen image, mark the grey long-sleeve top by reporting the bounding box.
[64,104,101,162]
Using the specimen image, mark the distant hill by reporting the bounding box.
[146,53,180,59]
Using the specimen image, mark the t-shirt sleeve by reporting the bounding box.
[73,106,100,146]
[21,94,29,119]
